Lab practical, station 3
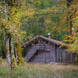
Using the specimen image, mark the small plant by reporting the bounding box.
[0,57,2,64]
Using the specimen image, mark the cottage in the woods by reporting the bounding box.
[22,35,77,64]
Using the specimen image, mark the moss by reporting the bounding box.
[16,37,24,66]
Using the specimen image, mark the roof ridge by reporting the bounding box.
[22,35,66,48]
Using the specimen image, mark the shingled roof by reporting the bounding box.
[22,35,66,48]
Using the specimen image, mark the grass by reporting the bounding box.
[0,60,78,78]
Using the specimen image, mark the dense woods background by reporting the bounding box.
[0,0,78,69]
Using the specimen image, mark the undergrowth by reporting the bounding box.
[0,63,78,78]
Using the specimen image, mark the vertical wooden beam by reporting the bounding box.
[55,45,57,62]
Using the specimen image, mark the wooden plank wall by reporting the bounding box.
[55,46,77,64]
[25,40,77,64]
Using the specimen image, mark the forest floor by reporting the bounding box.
[0,60,78,78]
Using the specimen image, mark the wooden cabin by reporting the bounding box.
[22,35,77,64]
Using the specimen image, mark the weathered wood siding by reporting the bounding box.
[25,42,56,63]
[25,40,77,64]
[30,50,50,63]
[55,46,77,64]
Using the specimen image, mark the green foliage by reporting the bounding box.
[0,58,2,64]
[33,0,54,9]
[21,0,69,43]
[66,2,78,54]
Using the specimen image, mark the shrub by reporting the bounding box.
[0,57,2,64]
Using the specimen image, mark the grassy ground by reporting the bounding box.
[0,60,78,78]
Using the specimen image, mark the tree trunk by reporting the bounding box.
[9,36,14,71]
[6,38,11,66]
[6,35,14,71]
[67,0,73,36]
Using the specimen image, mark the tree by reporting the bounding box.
[0,0,27,70]
[66,1,78,63]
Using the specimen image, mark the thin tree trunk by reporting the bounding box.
[6,38,11,66]
[9,36,14,71]
[67,0,73,36]
[6,36,14,71]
